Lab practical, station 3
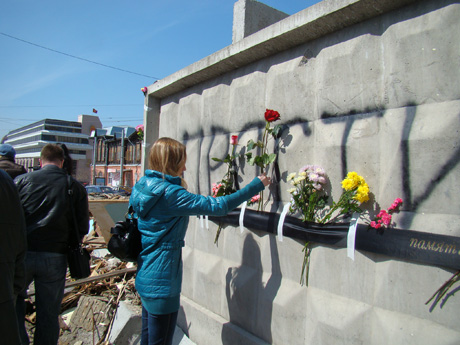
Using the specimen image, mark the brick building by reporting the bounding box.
[91,126,142,188]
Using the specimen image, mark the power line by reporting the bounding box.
[0,32,160,80]
[0,104,140,108]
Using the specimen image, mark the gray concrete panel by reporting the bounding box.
[150,1,460,344]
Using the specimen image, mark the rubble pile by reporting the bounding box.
[87,193,130,201]
[23,217,140,345]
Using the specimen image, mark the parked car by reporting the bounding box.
[114,186,132,196]
[85,185,125,195]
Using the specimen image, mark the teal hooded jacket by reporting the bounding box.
[130,169,264,314]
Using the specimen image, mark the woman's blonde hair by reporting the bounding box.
[149,137,187,186]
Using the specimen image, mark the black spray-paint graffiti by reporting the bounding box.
[180,107,460,228]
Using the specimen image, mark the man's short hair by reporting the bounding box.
[40,144,65,163]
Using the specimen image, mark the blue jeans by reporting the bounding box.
[141,306,178,345]
[16,252,67,345]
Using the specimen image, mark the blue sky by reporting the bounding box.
[0,0,320,141]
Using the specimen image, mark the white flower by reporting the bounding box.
[294,176,306,184]
[287,172,297,181]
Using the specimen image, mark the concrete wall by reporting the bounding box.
[143,0,460,344]
[232,0,289,43]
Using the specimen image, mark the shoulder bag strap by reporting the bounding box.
[67,175,82,248]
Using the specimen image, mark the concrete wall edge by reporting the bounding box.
[148,0,419,99]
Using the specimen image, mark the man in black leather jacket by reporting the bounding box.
[14,144,89,345]
[0,169,27,345]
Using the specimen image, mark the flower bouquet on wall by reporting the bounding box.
[369,198,403,230]
[136,124,144,141]
[211,135,240,244]
[286,169,371,285]
[245,109,282,211]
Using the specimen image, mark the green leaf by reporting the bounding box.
[247,140,256,151]
[211,157,223,162]
[223,154,232,164]
[271,124,282,138]
[245,152,253,162]
[248,156,256,166]
[263,153,277,165]
[252,156,265,169]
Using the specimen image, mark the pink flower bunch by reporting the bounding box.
[299,165,327,191]
[370,198,403,229]
[388,198,403,212]
[136,124,144,141]
[212,183,223,197]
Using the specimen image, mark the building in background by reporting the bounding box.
[2,115,102,183]
[91,126,142,188]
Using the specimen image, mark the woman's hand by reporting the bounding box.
[258,174,271,187]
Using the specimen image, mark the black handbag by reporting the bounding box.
[108,206,142,262]
[67,176,91,279]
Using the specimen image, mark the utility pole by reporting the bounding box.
[120,128,125,187]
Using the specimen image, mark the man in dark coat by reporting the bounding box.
[0,169,27,345]
[15,144,89,345]
[0,144,27,179]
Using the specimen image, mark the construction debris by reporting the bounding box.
[87,193,130,201]
[23,216,141,345]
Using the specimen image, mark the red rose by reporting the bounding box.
[264,109,280,122]
[230,135,238,145]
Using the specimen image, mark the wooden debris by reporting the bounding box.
[87,193,130,200]
[23,245,140,344]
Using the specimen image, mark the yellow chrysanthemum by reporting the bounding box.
[354,183,370,203]
[354,192,369,203]
[341,178,355,191]
[347,171,359,181]
[342,172,367,191]
[299,171,307,177]
[287,188,297,194]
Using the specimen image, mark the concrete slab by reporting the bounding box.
[108,301,142,345]
[108,300,196,345]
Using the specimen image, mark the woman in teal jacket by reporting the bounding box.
[130,137,270,345]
